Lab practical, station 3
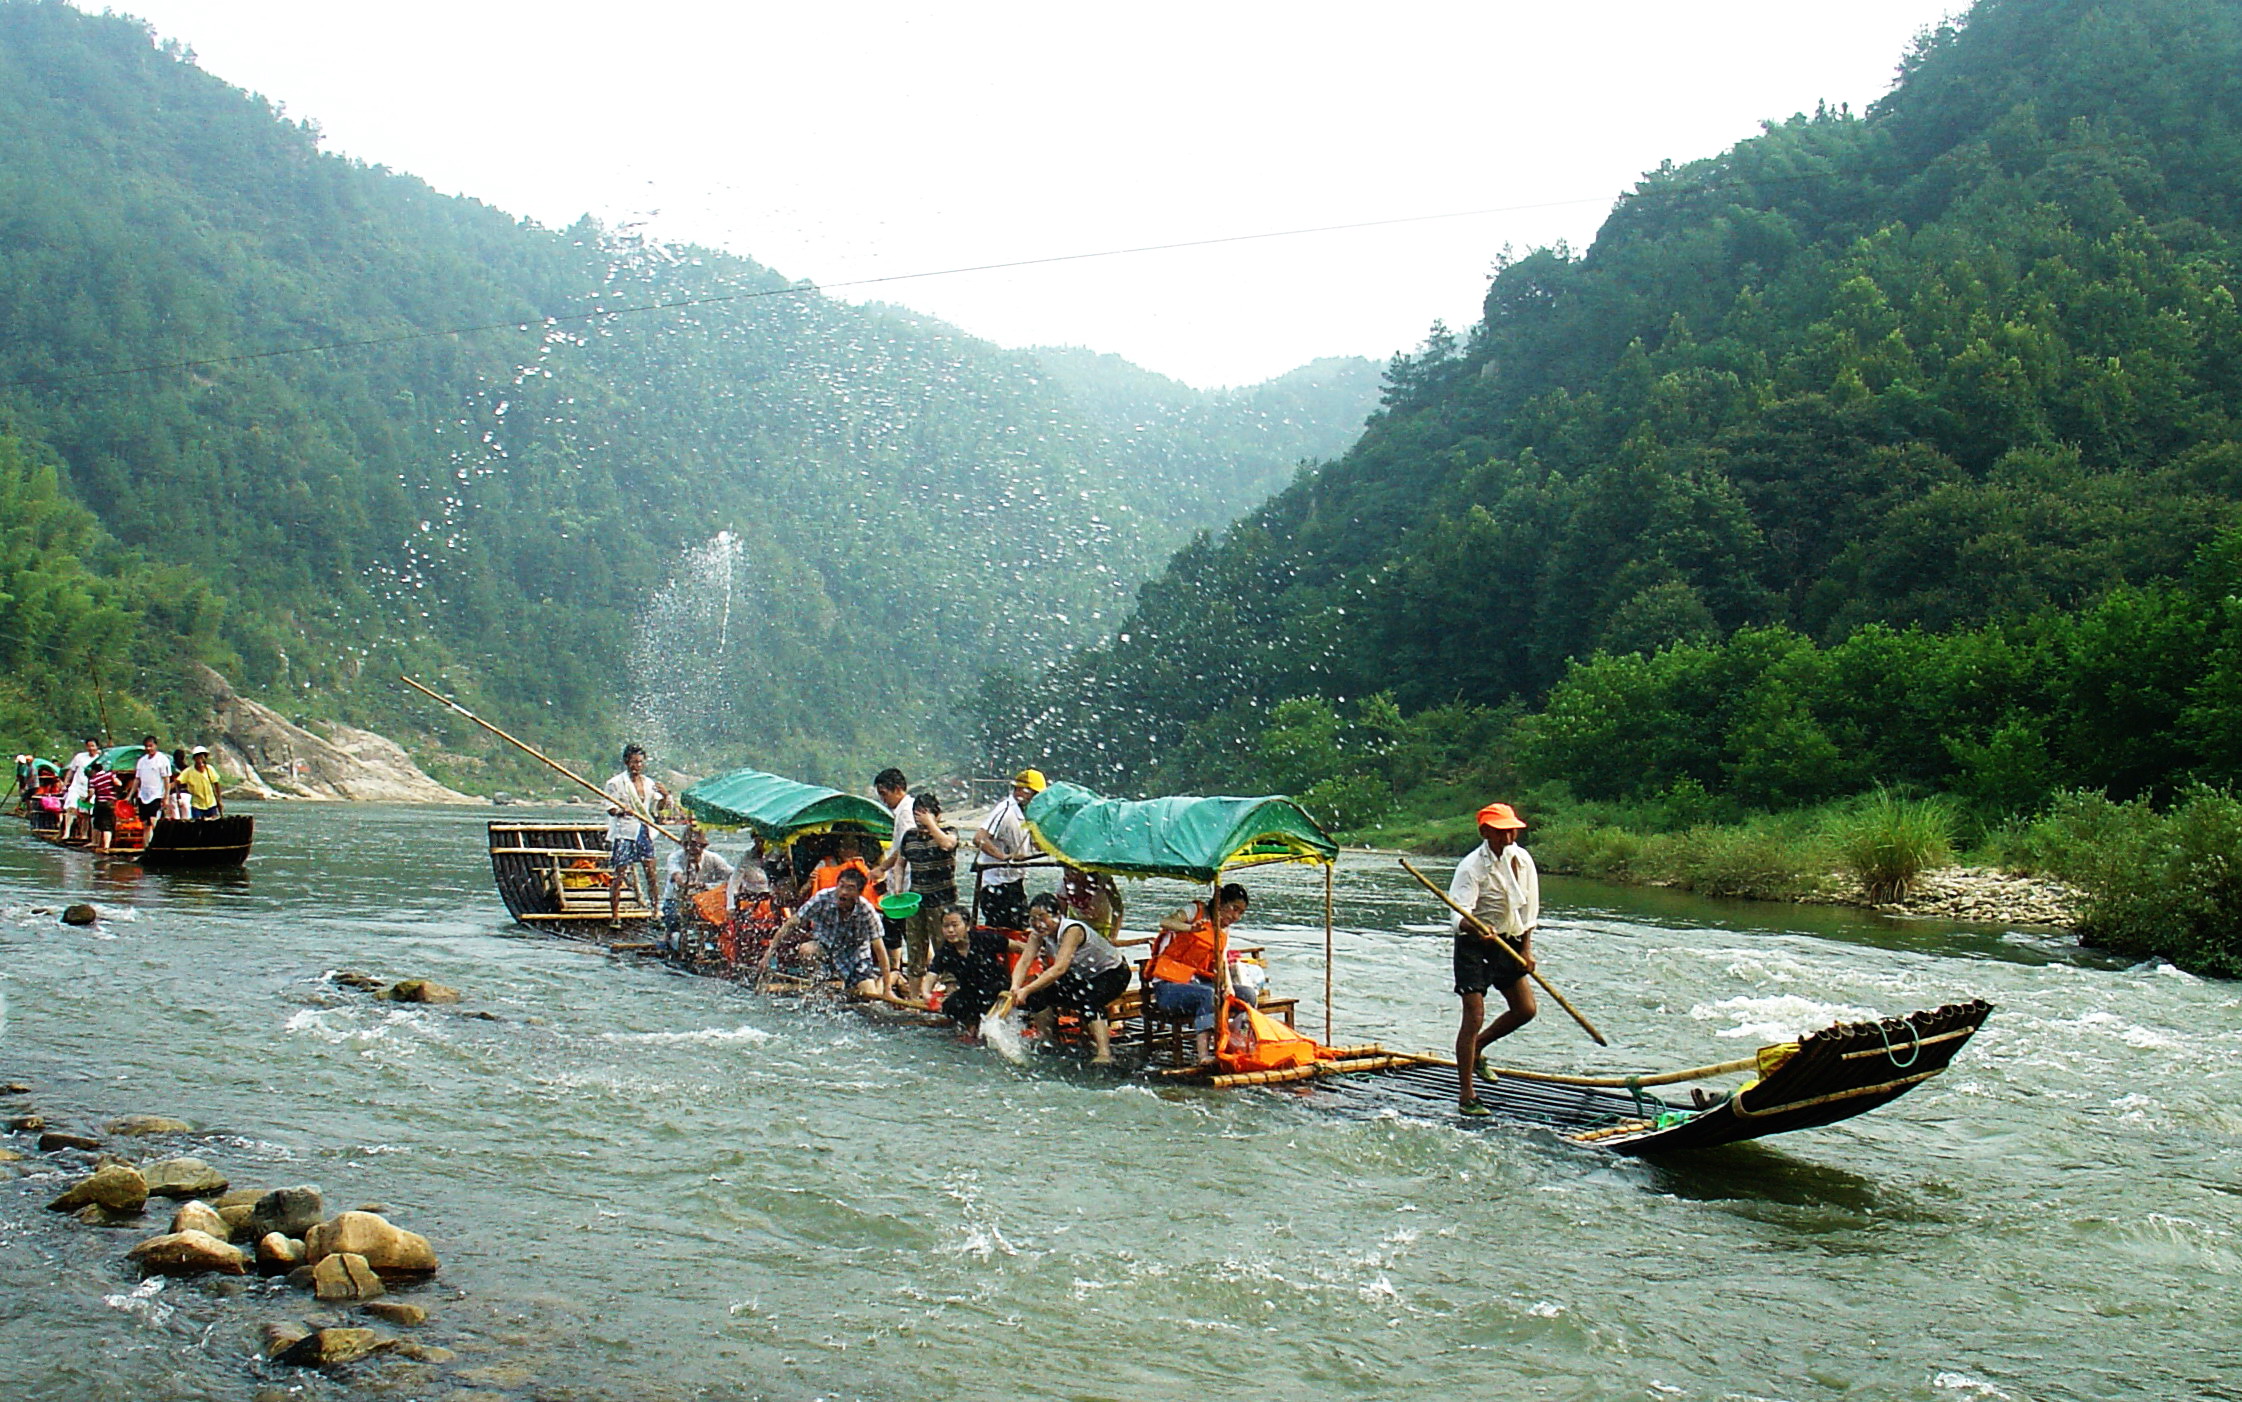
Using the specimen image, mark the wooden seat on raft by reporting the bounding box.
[1125,955,1297,1068]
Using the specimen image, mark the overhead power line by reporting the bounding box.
[0,196,1615,392]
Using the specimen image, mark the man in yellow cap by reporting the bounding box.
[1448,802,1539,1116]
[973,768,1044,930]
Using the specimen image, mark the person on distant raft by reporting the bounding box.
[974,768,1043,930]
[603,742,669,930]
[131,735,174,834]
[86,751,122,853]
[1002,892,1130,1065]
[759,866,894,1001]
[871,768,914,962]
[58,738,99,842]
[177,747,223,820]
[1449,802,1539,1116]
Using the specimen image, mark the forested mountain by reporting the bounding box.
[0,0,1377,786]
[1007,0,2242,818]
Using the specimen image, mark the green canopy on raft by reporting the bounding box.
[1022,781,1338,883]
[679,767,891,847]
[96,744,150,773]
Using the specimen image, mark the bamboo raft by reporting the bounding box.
[488,821,654,930]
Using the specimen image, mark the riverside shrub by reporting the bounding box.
[2061,788,2242,978]
[1831,790,1955,903]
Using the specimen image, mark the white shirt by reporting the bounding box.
[885,793,916,894]
[979,796,1028,887]
[133,750,174,804]
[726,853,772,905]
[1448,841,1539,940]
[665,848,734,894]
[61,751,93,804]
[63,751,94,780]
[603,771,660,844]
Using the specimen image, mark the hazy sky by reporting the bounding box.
[103,0,1961,387]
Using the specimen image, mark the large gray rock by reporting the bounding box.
[245,1187,325,1241]
[143,1157,228,1199]
[170,1200,228,1237]
[311,1252,385,1302]
[376,980,460,1004]
[276,1327,391,1369]
[48,1163,148,1214]
[127,1229,246,1276]
[303,1211,437,1277]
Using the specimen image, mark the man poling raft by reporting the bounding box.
[1446,801,1541,1117]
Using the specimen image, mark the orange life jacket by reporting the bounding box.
[1149,915,1225,986]
[808,858,876,900]
[1215,996,1322,1073]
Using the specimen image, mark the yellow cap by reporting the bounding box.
[1013,768,1047,793]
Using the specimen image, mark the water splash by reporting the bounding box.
[628,531,749,761]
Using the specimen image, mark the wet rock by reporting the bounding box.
[0,1146,23,1163]
[286,1264,316,1290]
[277,1326,391,1369]
[143,1157,228,1198]
[128,1228,246,1276]
[304,1211,437,1277]
[49,1162,148,1213]
[170,1200,228,1237]
[38,1131,102,1152]
[107,1115,193,1136]
[214,1186,264,1208]
[311,1252,386,1302]
[362,1300,427,1327]
[74,1203,144,1226]
[376,979,460,1004]
[246,1186,325,1240]
[330,970,386,991]
[257,1232,307,1275]
[261,1321,310,1359]
[0,1082,29,1095]
[10,1113,46,1131]
[218,1202,257,1238]
[356,1202,389,1215]
[391,1342,455,1363]
[61,903,98,925]
[461,1010,502,1021]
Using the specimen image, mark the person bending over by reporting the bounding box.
[1003,892,1129,1065]
[760,867,894,1002]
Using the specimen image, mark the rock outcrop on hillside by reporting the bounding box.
[185,666,475,804]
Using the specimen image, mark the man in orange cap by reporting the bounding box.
[1447,801,1539,1115]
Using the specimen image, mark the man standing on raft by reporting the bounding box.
[1450,802,1539,1116]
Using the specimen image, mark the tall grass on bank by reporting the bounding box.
[1830,790,1955,903]
[1531,815,1829,902]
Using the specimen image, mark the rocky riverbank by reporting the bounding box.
[1805,865,2083,926]
[184,665,476,803]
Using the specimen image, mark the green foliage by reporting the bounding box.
[1016,0,2242,801]
[2017,787,2242,977]
[1830,789,1956,902]
[0,2,1380,783]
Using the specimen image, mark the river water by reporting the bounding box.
[0,805,2233,1402]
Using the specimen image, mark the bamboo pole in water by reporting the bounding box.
[1323,861,1335,1046]
[398,675,684,844]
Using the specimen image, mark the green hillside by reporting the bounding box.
[1010,0,2242,822]
[0,0,1377,786]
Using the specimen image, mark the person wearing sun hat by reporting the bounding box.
[973,767,1044,930]
[1448,801,1540,1116]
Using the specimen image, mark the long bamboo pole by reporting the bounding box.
[398,675,684,845]
[1322,861,1334,1046]
[1398,857,1609,1047]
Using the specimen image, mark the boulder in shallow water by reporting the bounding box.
[0,1081,30,1095]
[362,1300,426,1327]
[0,1146,22,1163]
[61,903,98,925]
[330,970,385,991]
[257,1232,307,1275]
[304,1211,437,1277]
[128,1228,246,1276]
[75,1202,144,1226]
[277,1327,391,1369]
[391,1341,454,1363]
[143,1157,228,1198]
[246,1186,325,1241]
[9,1113,45,1131]
[311,1251,386,1302]
[376,979,460,1004]
[49,1162,147,1213]
[38,1131,102,1152]
[214,1186,263,1208]
[219,1202,258,1238]
[170,1199,228,1237]
[107,1115,192,1136]
[261,1321,310,1358]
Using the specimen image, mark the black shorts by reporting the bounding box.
[881,912,906,950]
[979,881,1027,931]
[1454,936,1528,996]
[91,804,115,833]
[136,798,163,821]
[1022,964,1129,1022]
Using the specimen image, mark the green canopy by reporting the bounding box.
[96,744,151,773]
[1023,781,1338,883]
[680,767,891,847]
